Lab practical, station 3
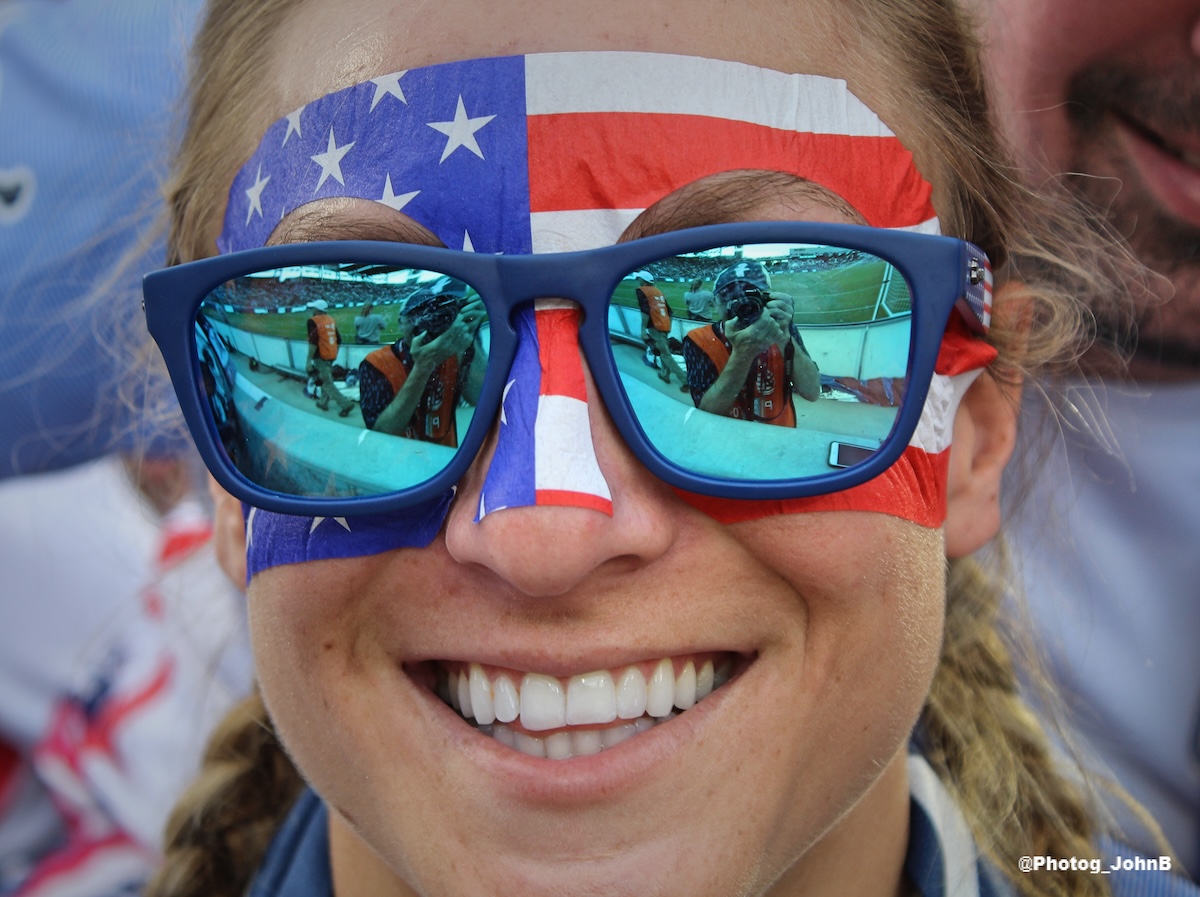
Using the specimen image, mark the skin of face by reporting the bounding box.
[208,1,1022,895]
[973,0,1200,378]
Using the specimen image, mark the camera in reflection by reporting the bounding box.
[725,286,768,325]
[714,261,772,326]
[404,286,465,340]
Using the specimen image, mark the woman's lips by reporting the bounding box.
[399,649,764,806]
[407,652,741,760]
[1112,108,1200,227]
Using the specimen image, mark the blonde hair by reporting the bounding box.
[148,692,303,897]
[147,1,1142,896]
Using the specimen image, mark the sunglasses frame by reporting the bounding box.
[144,222,991,516]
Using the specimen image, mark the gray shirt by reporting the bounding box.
[354,312,386,343]
[684,287,714,318]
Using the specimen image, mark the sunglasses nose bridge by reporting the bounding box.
[492,252,611,315]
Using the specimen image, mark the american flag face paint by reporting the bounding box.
[474,300,614,519]
[218,51,995,579]
[220,52,939,254]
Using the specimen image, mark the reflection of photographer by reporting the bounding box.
[634,272,688,391]
[305,299,357,417]
[683,261,820,425]
[357,283,486,446]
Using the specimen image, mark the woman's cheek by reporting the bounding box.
[729,511,946,721]
[246,561,374,763]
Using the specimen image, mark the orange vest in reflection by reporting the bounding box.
[363,346,460,447]
[685,325,796,427]
[638,286,672,333]
[310,313,340,361]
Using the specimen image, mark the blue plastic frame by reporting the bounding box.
[144,222,990,516]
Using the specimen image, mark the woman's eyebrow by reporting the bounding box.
[619,191,729,242]
[620,171,869,243]
[267,207,445,247]
[618,175,799,242]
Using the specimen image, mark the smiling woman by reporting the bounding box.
[139,1,1196,897]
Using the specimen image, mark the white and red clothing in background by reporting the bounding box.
[0,456,251,896]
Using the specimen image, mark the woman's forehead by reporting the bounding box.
[221,1,949,250]
[264,0,923,153]
[271,0,849,104]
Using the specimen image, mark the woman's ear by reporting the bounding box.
[207,475,248,586]
[943,284,1026,558]
[943,369,1021,557]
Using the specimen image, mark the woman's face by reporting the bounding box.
[233,1,991,895]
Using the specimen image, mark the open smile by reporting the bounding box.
[411,653,742,760]
[1110,106,1200,226]
[1115,107,1200,168]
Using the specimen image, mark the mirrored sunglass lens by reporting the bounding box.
[609,243,913,482]
[193,263,490,499]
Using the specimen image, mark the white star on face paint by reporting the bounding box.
[311,128,355,190]
[283,107,303,145]
[246,507,258,547]
[245,165,270,224]
[462,232,475,252]
[427,96,495,163]
[369,72,408,110]
[310,516,352,534]
[379,174,419,211]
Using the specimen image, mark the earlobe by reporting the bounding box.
[207,475,248,587]
[943,366,1021,558]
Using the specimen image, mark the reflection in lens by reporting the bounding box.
[609,243,912,482]
[193,263,489,499]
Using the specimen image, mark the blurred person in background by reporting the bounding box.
[0,3,251,894]
[974,0,1200,873]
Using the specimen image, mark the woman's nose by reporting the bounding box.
[444,302,678,597]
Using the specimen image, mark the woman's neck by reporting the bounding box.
[765,748,913,897]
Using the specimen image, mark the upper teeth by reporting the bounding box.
[441,656,731,731]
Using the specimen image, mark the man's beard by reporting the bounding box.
[1066,63,1200,374]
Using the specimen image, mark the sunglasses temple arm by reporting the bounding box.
[955,242,993,336]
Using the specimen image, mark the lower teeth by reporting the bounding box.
[480,714,674,759]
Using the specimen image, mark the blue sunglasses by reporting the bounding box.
[144,222,991,516]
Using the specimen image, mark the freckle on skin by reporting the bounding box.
[324,640,336,651]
